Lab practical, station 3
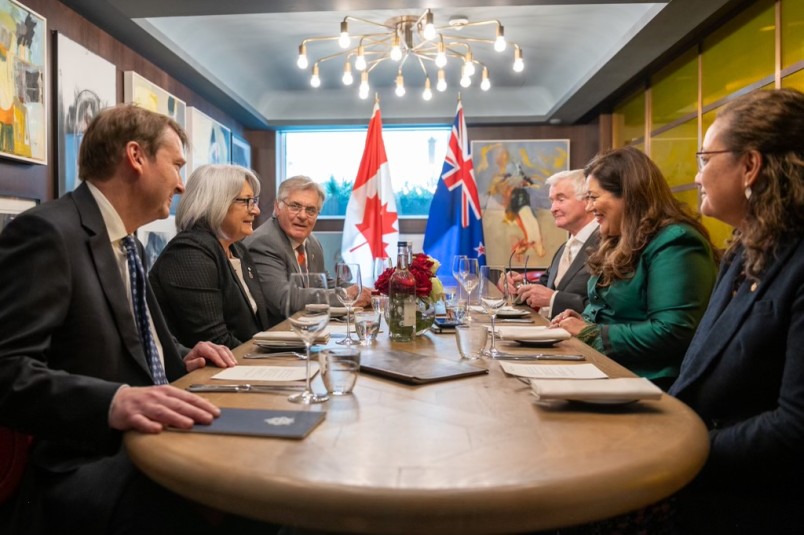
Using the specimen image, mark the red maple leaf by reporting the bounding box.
[354,193,398,258]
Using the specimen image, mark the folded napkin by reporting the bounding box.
[530,377,663,402]
[495,326,571,341]
[253,330,329,343]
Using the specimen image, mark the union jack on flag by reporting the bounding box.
[423,102,486,280]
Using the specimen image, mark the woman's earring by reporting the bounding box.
[744,186,752,200]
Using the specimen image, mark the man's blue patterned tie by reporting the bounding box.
[122,235,168,385]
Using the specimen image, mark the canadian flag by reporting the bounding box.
[341,102,400,285]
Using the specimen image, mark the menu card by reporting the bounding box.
[499,362,607,379]
[171,408,326,439]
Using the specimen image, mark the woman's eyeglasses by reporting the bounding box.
[233,196,260,209]
[695,150,735,172]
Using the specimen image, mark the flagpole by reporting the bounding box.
[375,92,379,105]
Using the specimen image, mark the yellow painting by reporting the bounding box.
[0,0,46,164]
[472,139,570,268]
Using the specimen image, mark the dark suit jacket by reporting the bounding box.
[244,217,330,324]
[0,183,187,530]
[538,229,600,318]
[669,237,804,531]
[149,226,272,348]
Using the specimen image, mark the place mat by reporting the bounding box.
[360,350,488,385]
[170,408,325,439]
[530,377,663,404]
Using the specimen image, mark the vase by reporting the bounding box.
[415,298,436,336]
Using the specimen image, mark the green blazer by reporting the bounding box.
[582,223,717,381]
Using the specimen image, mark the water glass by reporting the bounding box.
[455,324,488,360]
[319,348,361,396]
[354,309,381,345]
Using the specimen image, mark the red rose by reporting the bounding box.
[374,267,394,296]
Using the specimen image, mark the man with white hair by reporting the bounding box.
[513,169,599,318]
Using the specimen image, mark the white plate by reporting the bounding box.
[254,341,306,350]
[513,338,565,347]
[565,398,639,406]
[496,308,531,318]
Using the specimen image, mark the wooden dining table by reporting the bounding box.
[124,313,709,534]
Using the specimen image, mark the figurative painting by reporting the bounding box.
[472,139,571,268]
[0,0,46,164]
[231,134,251,169]
[0,195,36,234]
[186,106,231,173]
[56,33,116,195]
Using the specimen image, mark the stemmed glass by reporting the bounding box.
[335,262,362,346]
[479,265,508,358]
[372,256,393,286]
[287,272,330,404]
[452,256,479,313]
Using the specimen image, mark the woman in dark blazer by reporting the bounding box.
[552,147,719,389]
[150,164,272,349]
[670,89,804,533]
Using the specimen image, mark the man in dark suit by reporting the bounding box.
[245,175,371,324]
[514,169,599,318]
[0,105,241,534]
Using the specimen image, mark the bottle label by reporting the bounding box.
[402,300,416,326]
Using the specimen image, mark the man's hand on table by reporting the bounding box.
[183,341,237,372]
[109,385,220,433]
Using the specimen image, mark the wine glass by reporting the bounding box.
[287,272,330,404]
[479,265,508,358]
[457,257,480,305]
[335,262,362,346]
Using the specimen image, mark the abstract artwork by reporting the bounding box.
[0,0,46,164]
[56,33,116,195]
[230,134,251,169]
[472,139,571,268]
[123,71,186,129]
[136,216,177,273]
[187,106,231,173]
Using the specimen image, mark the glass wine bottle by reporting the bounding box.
[388,241,416,342]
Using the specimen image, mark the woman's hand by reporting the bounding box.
[550,309,588,336]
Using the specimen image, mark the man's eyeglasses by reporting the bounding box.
[695,150,734,172]
[281,200,319,217]
[233,196,260,209]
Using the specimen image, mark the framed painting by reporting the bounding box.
[186,106,231,173]
[123,71,186,129]
[136,216,176,272]
[0,0,47,164]
[56,33,116,195]
[0,195,37,234]
[472,139,571,268]
[231,134,251,169]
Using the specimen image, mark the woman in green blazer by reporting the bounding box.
[553,147,718,389]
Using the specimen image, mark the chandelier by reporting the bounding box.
[296,9,524,100]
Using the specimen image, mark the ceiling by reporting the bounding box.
[60,0,741,129]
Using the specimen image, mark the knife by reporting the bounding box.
[187,383,305,393]
[492,354,585,361]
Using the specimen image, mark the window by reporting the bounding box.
[279,126,451,218]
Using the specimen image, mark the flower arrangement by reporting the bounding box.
[374,253,444,304]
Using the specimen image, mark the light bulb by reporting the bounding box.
[391,34,402,61]
[513,47,524,72]
[296,44,308,69]
[435,42,447,67]
[355,46,366,71]
[460,75,471,88]
[342,63,353,85]
[359,72,370,99]
[494,26,507,52]
[422,78,433,101]
[423,10,436,40]
[395,74,405,97]
[310,64,321,88]
[464,61,475,77]
[480,66,490,91]
[339,21,350,49]
[436,69,447,92]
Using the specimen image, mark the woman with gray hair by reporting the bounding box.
[149,164,272,348]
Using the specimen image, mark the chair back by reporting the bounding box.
[0,427,31,503]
